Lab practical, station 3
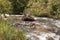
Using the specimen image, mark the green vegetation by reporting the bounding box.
[0,0,29,14]
[0,0,13,14]
[24,0,60,18]
[0,20,27,40]
[12,0,29,14]
[0,0,60,18]
[0,0,60,40]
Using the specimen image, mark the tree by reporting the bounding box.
[9,0,29,14]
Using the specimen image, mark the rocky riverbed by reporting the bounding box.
[9,17,60,40]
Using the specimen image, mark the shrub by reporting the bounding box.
[0,0,13,14]
[24,0,60,18]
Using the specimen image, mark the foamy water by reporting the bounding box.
[10,17,60,40]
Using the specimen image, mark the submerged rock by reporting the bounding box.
[47,37,54,40]
[56,29,60,35]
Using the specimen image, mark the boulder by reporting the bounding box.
[22,14,35,21]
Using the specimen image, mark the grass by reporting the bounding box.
[0,18,27,40]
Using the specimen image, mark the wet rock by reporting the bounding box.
[47,37,54,40]
[34,25,49,32]
[56,29,60,35]
[1,14,9,18]
[59,38,60,40]
[22,22,49,32]
[46,24,59,33]
[22,14,35,21]
[1,14,10,21]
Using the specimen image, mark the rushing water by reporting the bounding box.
[10,17,60,40]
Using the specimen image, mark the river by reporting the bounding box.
[9,17,60,40]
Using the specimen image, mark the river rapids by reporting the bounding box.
[10,17,60,40]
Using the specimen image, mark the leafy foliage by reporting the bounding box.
[24,0,60,18]
[0,0,60,18]
[0,0,13,14]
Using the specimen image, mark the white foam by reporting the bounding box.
[26,32,60,40]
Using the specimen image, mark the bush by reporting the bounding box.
[0,0,13,14]
[0,20,27,40]
[24,0,60,18]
